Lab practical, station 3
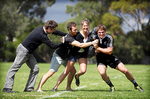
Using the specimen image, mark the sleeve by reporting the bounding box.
[65,35,75,44]
[91,27,97,35]
[52,30,67,36]
[90,27,98,40]
[107,35,114,47]
[42,35,63,49]
[88,33,94,41]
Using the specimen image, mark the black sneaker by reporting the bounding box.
[52,88,57,92]
[110,86,115,92]
[135,86,144,92]
[2,88,15,93]
[24,89,34,92]
[75,75,80,86]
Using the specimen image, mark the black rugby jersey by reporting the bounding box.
[96,33,115,60]
[70,32,94,59]
[56,33,76,60]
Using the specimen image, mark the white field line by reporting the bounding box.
[137,67,150,73]
[91,83,98,85]
[113,75,122,79]
[39,85,87,99]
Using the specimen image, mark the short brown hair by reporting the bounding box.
[97,24,106,32]
[67,22,77,31]
[44,20,58,29]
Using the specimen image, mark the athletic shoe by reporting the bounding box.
[24,89,34,92]
[2,88,15,93]
[135,86,144,92]
[37,90,44,92]
[110,86,115,92]
[75,75,80,86]
[52,88,57,92]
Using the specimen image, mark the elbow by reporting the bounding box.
[107,50,113,55]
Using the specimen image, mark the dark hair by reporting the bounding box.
[67,22,77,31]
[44,20,58,30]
[97,24,106,32]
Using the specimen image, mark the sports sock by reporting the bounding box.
[107,80,114,87]
[131,79,138,87]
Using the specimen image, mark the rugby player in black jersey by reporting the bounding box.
[52,21,98,91]
[93,24,144,92]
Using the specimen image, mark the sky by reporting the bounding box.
[43,0,78,23]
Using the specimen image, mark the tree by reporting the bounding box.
[66,1,102,28]
[110,0,150,32]
[0,0,55,62]
[110,0,150,63]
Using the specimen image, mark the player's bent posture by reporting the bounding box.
[92,24,144,92]
[36,22,78,92]
[52,22,98,91]
[2,20,66,93]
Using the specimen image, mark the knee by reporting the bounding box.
[33,66,39,74]
[99,71,106,76]
[71,68,76,75]
[80,69,86,74]
[122,69,129,74]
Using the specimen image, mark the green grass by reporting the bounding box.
[0,62,150,99]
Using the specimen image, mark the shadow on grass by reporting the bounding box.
[38,89,133,93]
[2,89,132,93]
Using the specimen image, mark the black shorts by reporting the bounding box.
[68,53,87,62]
[96,56,121,69]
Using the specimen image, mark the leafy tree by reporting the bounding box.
[0,0,55,62]
[110,0,150,63]
[66,1,102,29]
[110,0,150,32]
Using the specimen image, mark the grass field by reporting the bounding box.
[0,62,150,99]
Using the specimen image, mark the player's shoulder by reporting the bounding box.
[105,33,113,39]
[91,27,97,33]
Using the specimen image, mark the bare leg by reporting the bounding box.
[116,63,144,92]
[36,71,55,91]
[97,65,110,83]
[98,65,115,92]
[53,60,75,89]
[66,67,76,91]
[75,58,87,79]
[116,63,134,81]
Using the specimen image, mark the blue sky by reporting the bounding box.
[43,0,77,23]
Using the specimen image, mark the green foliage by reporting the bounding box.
[114,31,145,64]
[66,1,102,29]
[110,0,150,31]
[0,0,56,62]
[102,12,123,33]
[4,42,16,62]
[0,34,6,62]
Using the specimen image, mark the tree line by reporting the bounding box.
[0,0,150,64]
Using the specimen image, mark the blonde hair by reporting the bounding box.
[80,19,90,31]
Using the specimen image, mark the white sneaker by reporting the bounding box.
[37,90,44,92]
